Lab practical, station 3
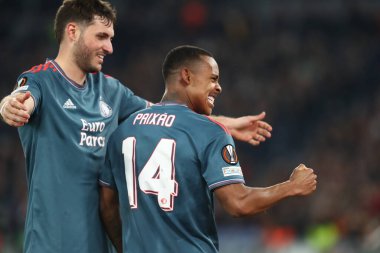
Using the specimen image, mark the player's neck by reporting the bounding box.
[55,55,86,86]
[161,92,187,106]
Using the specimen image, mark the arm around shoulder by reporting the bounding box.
[210,112,272,146]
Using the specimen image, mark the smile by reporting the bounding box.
[207,96,215,105]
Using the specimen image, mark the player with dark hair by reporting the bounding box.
[99,45,317,253]
[0,1,146,252]
[0,1,273,252]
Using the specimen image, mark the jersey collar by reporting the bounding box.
[49,59,88,90]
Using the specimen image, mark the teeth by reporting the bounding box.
[208,96,215,104]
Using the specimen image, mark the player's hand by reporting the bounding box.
[1,92,31,127]
[289,164,317,196]
[227,112,272,146]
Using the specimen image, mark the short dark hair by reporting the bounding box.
[54,0,117,43]
[162,45,213,81]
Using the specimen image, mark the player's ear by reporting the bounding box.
[66,22,81,42]
[180,68,191,86]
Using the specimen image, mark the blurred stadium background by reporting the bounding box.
[1,0,380,252]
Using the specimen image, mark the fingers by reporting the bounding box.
[229,112,273,146]
[296,164,307,170]
[244,132,266,146]
[256,124,272,138]
[305,173,318,194]
[291,164,317,195]
[9,97,28,112]
[248,139,260,146]
[245,112,266,125]
[17,91,31,104]
[2,108,29,126]
[1,95,31,127]
[258,121,273,133]
[252,111,266,121]
[248,123,272,145]
[7,100,30,119]
[4,118,26,127]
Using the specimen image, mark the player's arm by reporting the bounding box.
[214,164,317,217]
[210,112,272,146]
[0,91,34,127]
[99,186,122,253]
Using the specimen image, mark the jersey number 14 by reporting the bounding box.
[123,137,178,211]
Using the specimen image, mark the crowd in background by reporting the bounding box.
[1,0,380,252]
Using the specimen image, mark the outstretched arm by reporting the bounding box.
[0,91,33,127]
[215,164,317,217]
[211,112,272,146]
[99,186,123,253]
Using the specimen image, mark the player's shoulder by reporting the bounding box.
[89,72,120,85]
[88,71,128,93]
[202,115,230,134]
[185,110,231,136]
[14,61,58,91]
[19,60,58,79]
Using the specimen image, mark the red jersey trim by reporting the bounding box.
[205,116,231,135]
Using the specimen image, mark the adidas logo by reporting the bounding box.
[63,99,77,109]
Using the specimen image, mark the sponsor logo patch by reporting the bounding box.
[222,166,243,177]
[221,144,239,165]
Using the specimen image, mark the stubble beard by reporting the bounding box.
[73,37,100,73]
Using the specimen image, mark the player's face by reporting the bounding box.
[73,16,114,73]
[186,56,222,115]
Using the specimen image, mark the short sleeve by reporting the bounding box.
[12,73,42,116]
[201,132,245,190]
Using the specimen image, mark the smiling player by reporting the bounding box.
[99,45,318,253]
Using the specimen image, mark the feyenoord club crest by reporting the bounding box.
[99,98,112,118]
